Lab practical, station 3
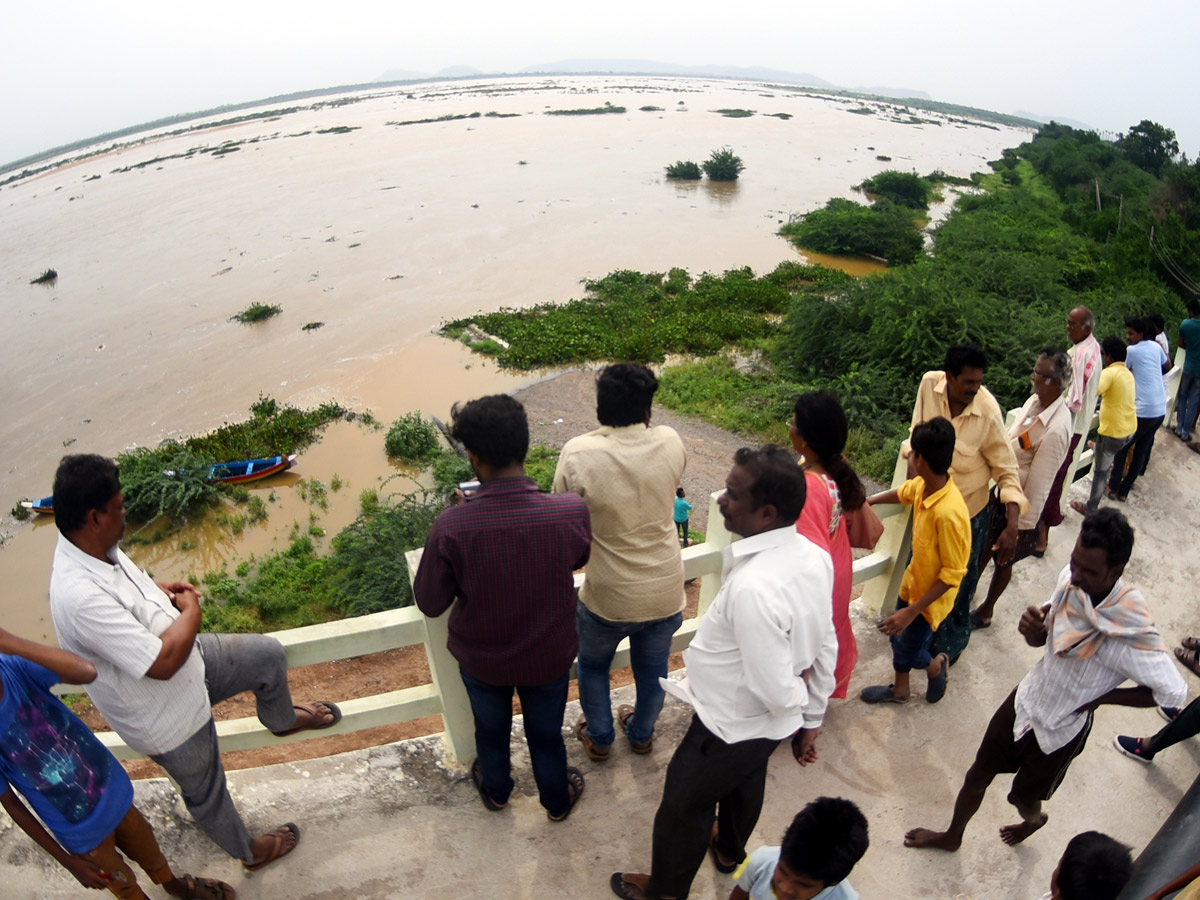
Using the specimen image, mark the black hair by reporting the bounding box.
[676,487,685,497]
[910,417,956,475]
[1079,508,1135,568]
[596,363,658,427]
[1101,335,1127,363]
[449,395,529,469]
[779,797,869,886]
[1124,315,1147,338]
[792,391,866,511]
[1056,831,1132,900]
[1187,297,1200,316]
[53,454,122,535]
[943,343,988,376]
[732,445,807,525]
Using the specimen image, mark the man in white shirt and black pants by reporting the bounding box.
[611,445,837,900]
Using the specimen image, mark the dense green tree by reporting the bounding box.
[1119,120,1180,177]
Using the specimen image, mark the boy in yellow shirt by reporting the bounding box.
[861,417,971,704]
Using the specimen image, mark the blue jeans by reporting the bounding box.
[459,667,571,816]
[890,600,934,673]
[1176,370,1200,439]
[576,601,683,747]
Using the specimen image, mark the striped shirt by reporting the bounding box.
[414,477,592,685]
[49,535,210,756]
[1014,566,1187,754]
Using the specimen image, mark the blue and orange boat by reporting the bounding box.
[20,454,298,514]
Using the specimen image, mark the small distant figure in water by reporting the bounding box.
[674,487,693,547]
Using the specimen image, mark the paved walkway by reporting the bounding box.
[7,435,1200,899]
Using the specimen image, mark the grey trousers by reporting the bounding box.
[1086,433,1133,511]
[150,633,296,862]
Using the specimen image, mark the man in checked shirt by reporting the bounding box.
[414,394,593,822]
[904,508,1186,852]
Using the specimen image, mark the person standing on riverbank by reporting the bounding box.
[415,395,592,821]
[906,344,1028,664]
[48,454,341,871]
[555,364,686,760]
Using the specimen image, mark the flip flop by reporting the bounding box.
[969,609,991,630]
[177,875,236,900]
[1181,637,1200,653]
[470,758,507,811]
[1175,647,1200,678]
[860,684,908,704]
[270,701,342,737]
[609,873,657,900]
[548,767,585,822]
[926,653,949,704]
[708,824,738,873]
[243,823,299,871]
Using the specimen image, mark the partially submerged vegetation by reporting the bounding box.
[445,119,1195,484]
[780,198,923,264]
[231,302,281,324]
[545,102,625,116]
[384,412,440,463]
[30,268,57,284]
[665,160,702,180]
[702,147,745,181]
[713,108,754,118]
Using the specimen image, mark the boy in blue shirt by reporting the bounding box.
[0,626,234,900]
[729,797,868,900]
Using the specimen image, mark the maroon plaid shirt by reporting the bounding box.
[414,476,592,685]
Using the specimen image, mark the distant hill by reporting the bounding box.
[519,58,832,87]
[856,86,932,101]
[376,68,429,82]
[437,65,485,78]
[1014,110,1095,132]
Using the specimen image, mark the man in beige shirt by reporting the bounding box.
[906,343,1028,663]
[554,364,686,759]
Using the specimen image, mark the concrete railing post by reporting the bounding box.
[1164,346,1185,426]
[405,548,476,766]
[858,447,913,615]
[697,490,732,616]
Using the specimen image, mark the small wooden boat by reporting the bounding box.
[20,496,55,515]
[206,454,297,484]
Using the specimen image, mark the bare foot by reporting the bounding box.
[1000,813,1048,845]
[903,827,961,851]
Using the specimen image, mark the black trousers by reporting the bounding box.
[1109,415,1163,495]
[649,715,780,898]
[1148,695,1200,757]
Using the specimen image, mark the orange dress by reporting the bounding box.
[796,472,856,699]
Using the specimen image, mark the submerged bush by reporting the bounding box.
[30,268,57,284]
[384,412,440,462]
[231,302,281,324]
[665,160,702,179]
[702,147,745,181]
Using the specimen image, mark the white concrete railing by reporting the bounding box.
[93,347,1184,765]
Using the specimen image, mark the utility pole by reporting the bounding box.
[1118,195,1124,231]
[1095,178,1102,212]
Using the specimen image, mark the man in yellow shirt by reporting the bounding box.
[907,344,1027,663]
[862,418,970,704]
[1070,337,1137,516]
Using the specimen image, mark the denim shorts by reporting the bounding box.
[890,600,934,673]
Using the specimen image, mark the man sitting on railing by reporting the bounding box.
[414,395,593,822]
[47,454,342,872]
[612,445,837,900]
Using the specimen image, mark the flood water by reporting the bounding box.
[0,76,1031,638]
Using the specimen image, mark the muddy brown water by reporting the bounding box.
[0,76,1030,638]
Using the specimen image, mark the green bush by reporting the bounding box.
[702,147,745,181]
[30,268,57,284]
[230,303,281,324]
[384,412,440,462]
[665,160,702,180]
[780,197,923,264]
[859,170,933,210]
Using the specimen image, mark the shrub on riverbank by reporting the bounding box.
[858,170,934,210]
[384,412,440,462]
[665,160,702,179]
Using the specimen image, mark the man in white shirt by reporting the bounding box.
[904,508,1186,853]
[48,454,342,870]
[611,445,837,900]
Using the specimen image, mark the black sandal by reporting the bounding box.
[548,767,585,821]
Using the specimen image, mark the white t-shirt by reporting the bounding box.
[734,846,858,900]
[50,535,210,755]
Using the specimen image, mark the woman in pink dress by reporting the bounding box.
[789,392,867,699]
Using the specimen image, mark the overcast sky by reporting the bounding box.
[3,0,1197,166]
